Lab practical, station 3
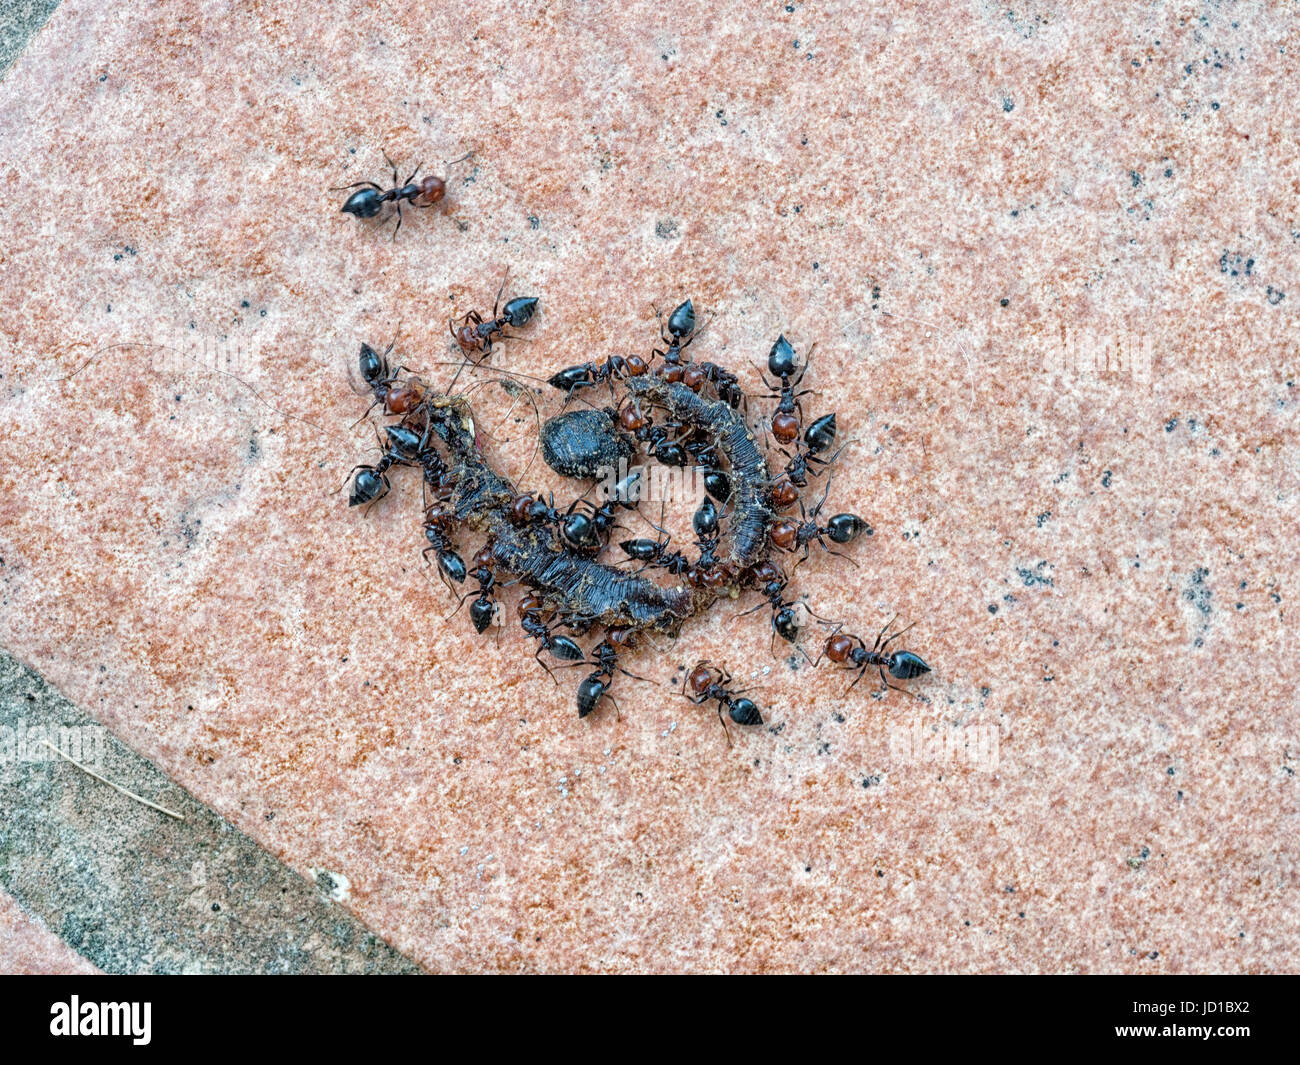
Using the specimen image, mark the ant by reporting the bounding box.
[697,361,746,410]
[509,491,615,555]
[346,421,431,507]
[683,661,763,742]
[518,594,585,681]
[736,559,805,653]
[450,273,539,362]
[356,341,426,416]
[758,334,815,444]
[576,629,646,718]
[769,479,871,569]
[619,514,693,576]
[651,299,699,371]
[451,543,501,635]
[337,151,470,239]
[819,615,931,695]
[548,354,648,400]
[422,501,467,591]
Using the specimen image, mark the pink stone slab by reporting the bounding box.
[0,0,1296,972]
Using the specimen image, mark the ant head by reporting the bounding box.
[341,187,385,219]
[412,175,447,207]
[768,334,798,378]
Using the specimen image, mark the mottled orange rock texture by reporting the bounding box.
[0,0,1295,971]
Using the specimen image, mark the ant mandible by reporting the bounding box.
[337,151,471,239]
[820,615,931,695]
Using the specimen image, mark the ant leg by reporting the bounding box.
[879,618,918,653]
[403,160,423,185]
[873,614,901,652]
[390,202,403,242]
[533,644,560,686]
[844,662,869,694]
[331,179,384,192]
[381,148,400,188]
[716,702,734,748]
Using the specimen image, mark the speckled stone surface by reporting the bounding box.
[0,1,1296,972]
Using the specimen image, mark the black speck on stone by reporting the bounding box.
[528,215,539,229]
[1165,167,1173,177]
[211,903,221,912]
[241,300,250,308]
[1101,470,1112,487]
[259,309,267,317]
[786,3,794,10]
[876,870,884,878]
[1165,417,1178,431]
[1130,170,1142,187]
[1167,767,1175,775]
[999,297,1009,307]
[988,604,998,614]
[1002,96,1014,112]
[1211,101,1220,110]
[655,218,678,240]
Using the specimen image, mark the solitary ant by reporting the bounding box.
[683,661,764,741]
[820,615,931,695]
[450,273,539,362]
[770,479,870,569]
[337,151,471,239]
[758,334,815,444]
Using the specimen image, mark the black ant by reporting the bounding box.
[769,479,870,569]
[356,341,426,417]
[758,334,815,444]
[576,629,646,718]
[683,661,763,742]
[422,501,467,591]
[779,436,849,489]
[736,559,805,653]
[819,615,931,695]
[451,544,501,635]
[346,421,430,507]
[697,361,746,410]
[450,273,539,362]
[337,151,470,239]
[518,594,585,681]
[548,354,649,400]
[619,519,693,576]
[651,299,699,370]
[509,491,615,555]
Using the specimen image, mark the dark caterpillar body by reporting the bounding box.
[625,375,773,576]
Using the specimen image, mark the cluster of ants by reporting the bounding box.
[339,162,929,737]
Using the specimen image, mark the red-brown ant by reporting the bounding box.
[548,354,649,400]
[452,543,501,635]
[683,661,763,742]
[769,479,871,569]
[450,274,539,362]
[337,151,470,239]
[819,615,931,695]
[758,335,815,444]
[356,341,427,417]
